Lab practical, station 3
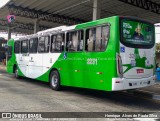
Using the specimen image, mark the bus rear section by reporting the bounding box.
[112,17,155,91]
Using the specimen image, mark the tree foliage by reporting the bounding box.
[156,43,160,53]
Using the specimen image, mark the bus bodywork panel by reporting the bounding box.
[56,16,119,91]
[37,16,119,91]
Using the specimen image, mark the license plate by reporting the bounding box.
[137,69,144,74]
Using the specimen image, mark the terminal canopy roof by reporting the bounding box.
[0,0,160,34]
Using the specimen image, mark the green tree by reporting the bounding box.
[156,43,160,53]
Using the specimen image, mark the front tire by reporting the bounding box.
[49,70,61,91]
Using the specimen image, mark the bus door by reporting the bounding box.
[41,36,52,78]
[28,53,43,79]
[64,31,85,87]
[14,41,21,74]
[18,53,25,76]
[27,38,43,79]
[84,26,110,89]
[19,40,29,77]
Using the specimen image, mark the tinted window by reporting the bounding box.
[14,41,20,53]
[29,38,38,53]
[38,36,50,53]
[85,25,110,51]
[51,34,64,52]
[66,30,83,52]
[121,19,154,48]
[21,40,28,53]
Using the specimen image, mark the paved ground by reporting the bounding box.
[0,65,159,120]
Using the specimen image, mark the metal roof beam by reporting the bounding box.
[7,4,86,25]
[0,19,50,31]
[119,0,160,14]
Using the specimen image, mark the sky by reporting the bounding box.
[0,0,10,8]
[0,33,23,40]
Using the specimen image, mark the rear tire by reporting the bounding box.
[14,66,21,79]
[49,70,61,91]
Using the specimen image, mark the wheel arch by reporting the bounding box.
[49,68,60,80]
[49,68,61,90]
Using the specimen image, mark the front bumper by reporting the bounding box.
[112,75,155,91]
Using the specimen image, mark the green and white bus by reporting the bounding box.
[6,16,155,91]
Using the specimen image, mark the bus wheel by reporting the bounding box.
[15,67,21,79]
[49,70,61,91]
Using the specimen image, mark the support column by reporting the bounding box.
[34,19,40,34]
[93,0,101,20]
[8,26,11,40]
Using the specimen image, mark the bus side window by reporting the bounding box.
[21,40,28,53]
[29,38,38,53]
[38,37,45,52]
[14,41,20,53]
[85,29,89,51]
[78,30,84,51]
[51,35,57,52]
[101,25,110,51]
[85,28,96,51]
[44,36,50,53]
[95,27,101,51]
[51,34,64,52]
[38,36,50,53]
[85,25,110,52]
[66,30,83,52]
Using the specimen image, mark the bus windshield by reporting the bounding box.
[120,18,154,48]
